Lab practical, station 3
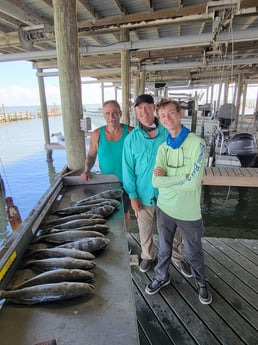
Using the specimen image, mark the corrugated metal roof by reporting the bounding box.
[0,0,258,87]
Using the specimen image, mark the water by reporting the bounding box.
[0,108,257,248]
[0,105,104,247]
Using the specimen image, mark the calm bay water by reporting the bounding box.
[0,107,257,248]
[0,105,104,247]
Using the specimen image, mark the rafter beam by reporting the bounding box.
[79,0,102,19]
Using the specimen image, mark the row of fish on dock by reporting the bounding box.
[0,189,123,305]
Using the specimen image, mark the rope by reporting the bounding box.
[0,158,12,196]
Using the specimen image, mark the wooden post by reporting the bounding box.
[52,0,85,170]
[241,82,247,117]
[133,76,139,126]
[191,92,198,133]
[37,68,52,162]
[139,70,146,95]
[217,82,223,109]
[224,79,229,104]
[234,74,243,131]
[101,82,104,104]
[120,28,130,124]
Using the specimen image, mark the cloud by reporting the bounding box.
[0,86,39,106]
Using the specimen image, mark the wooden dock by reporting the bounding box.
[129,233,258,345]
[203,167,258,187]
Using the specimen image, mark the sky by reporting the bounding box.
[0,60,119,107]
[0,60,257,110]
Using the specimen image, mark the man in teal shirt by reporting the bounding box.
[80,100,133,230]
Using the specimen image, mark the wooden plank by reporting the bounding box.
[204,264,258,340]
[203,239,258,308]
[203,245,258,331]
[223,167,236,177]
[151,235,249,345]
[220,238,258,265]
[202,167,258,187]
[217,167,229,177]
[137,322,151,345]
[133,280,178,345]
[240,168,252,176]
[206,238,258,278]
[234,239,258,253]
[130,234,258,345]
[131,235,220,345]
[132,267,220,345]
[246,167,257,177]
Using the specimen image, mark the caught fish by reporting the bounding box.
[24,257,96,272]
[48,218,106,230]
[75,198,120,209]
[33,230,105,244]
[29,247,95,260]
[47,224,109,234]
[45,213,104,227]
[58,237,110,252]
[53,204,101,216]
[12,269,95,290]
[71,197,111,207]
[75,189,123,205]
[72,224,109,234]
[0,282,94,305]
[85,205,115,218]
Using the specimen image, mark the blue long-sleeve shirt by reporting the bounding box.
[122,121,167,206]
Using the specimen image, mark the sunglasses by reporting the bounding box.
[166,147,184,168]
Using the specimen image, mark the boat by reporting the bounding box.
[51,132,65,148]
[48,119,97,151]
[207,103,257,167]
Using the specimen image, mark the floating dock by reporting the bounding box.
[203,167,258,187]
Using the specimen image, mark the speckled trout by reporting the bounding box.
[24,257,96,272]
[58,236,110,252]
[46,224,109,235]
[29,247,95,260]
[0,282,94,304]
[12,269,95,290]
[33,230,105,244]
[75,189,123,205]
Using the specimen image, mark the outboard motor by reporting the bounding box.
[226,133,257,167]
[217,103,236,133]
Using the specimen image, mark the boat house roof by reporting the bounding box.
[0,0,258,88]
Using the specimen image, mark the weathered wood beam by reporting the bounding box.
[79,0,102,19]
[112,0,126,15]
[78,5,209,33]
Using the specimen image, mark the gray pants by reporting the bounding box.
[154,207,207,284]
[136,205,185,263]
